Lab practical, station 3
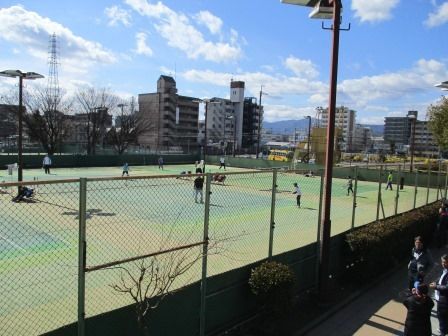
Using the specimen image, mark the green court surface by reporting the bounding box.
[0,164,441,335]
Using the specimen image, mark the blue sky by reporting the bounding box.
[0,0,447,124]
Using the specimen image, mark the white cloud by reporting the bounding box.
[284,56,319,79]
[194,11,223,35]
[425,2,448,27]
[124,0,242,63]
[134,32,153,56]
[351,0,400,23]
[183,68,326,99]
[105,6,132,27]
[180,57,448,122]
[0,5,117,69]
[339,58,448,107]
[262,104,315,122]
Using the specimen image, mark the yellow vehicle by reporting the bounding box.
[267,149,294,162]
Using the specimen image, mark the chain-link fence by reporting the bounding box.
[0,164,446,335]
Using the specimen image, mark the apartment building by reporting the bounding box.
[352,124,373,152]
[384,111,416,148]
[320,106,356,152]
[137,75,199,152]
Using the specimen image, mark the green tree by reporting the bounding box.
[428,96,448,150]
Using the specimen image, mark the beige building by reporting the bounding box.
[320,106,356,152]
[137,75,199,152]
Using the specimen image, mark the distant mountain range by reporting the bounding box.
[263,119,384,136]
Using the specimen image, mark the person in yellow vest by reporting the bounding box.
[386,171,393,190]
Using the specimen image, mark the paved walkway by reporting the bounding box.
[300,246,447,336]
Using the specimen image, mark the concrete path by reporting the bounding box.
[301,246,447,336]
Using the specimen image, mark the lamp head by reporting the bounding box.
[0,70,44,79]
[281,0,338,20]
[435,81,448,89]
[281,0,320,6]
[0,70,22,78]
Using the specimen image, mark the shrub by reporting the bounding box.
[249,261,295,314]
[344,203,439,282]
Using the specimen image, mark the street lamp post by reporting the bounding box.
[306,116,312,162]
[408,115,416,173]
[281,0,344,298]
[0,70,44,186]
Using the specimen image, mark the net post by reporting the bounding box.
[78,178,87,336]
[199,173,212,336]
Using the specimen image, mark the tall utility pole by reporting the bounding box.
[47,33,60,116]
[256,86,266,158]
[306,116,311,162]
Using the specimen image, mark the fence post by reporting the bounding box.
[414,170,418,209]
[268,169,278,259]
[351,166,358,230]
[376,165,383,221]
[394,165,401,216]
[78,178,87,336]
[315,171,324,288]
[426,168,431,205]
[438,161,442,200]
[199,173,212,336]
[445,163,448,200]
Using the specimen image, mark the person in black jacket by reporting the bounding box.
[403,282,434,336]
[431,254,448,336]
[194,175,204,204]
[408,236,433,291]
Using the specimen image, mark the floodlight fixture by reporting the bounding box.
[435,81,448,89]
[281,0,338,19]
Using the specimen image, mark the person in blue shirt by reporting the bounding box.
[122,163,129,177]
[158,157,164,170]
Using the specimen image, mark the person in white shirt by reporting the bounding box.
[219,156,226,170]
[42,155,52,174]
[292,182,302,207]
[431,254,448,336]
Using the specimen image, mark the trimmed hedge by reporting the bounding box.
[344,203,439,282]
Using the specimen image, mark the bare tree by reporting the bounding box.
[106,97,151,154]
[109,236,227,336]
[75,87,119,155]
[2,85,71,155]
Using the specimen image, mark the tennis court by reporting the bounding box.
[0,164,441,335]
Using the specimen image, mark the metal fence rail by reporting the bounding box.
[0,164,446,336]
